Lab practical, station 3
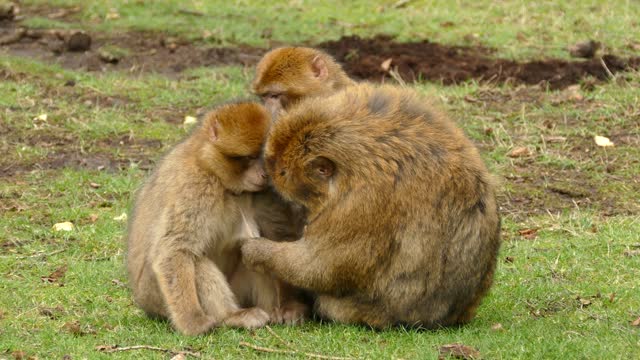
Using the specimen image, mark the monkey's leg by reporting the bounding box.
[197,258,270,330]
[241,238,356,294]
[131,258,167,319]
[153,250,217,335]
[315,295,393,329]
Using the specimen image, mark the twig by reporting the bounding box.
[388,66,407,87]
[239,341,354,360]
[97,345,200,358]
[265,325,294,350]
[599,57,615,79]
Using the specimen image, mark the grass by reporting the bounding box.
[1,0,640,359]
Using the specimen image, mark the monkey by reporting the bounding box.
[252,47,356,117]
[241,84,501,329]
[126,102,305,336]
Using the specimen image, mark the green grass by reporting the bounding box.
[21,0,640,59]
[2,1,640,359]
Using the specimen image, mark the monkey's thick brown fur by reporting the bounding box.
[126,102,299,335]
[242,84,501,329]
[252,47,355,115]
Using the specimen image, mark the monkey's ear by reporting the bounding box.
[310,156,335,179]
[311,55,329,80]
[209,119,220,142]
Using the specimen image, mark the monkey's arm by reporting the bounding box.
[241,237,362,294]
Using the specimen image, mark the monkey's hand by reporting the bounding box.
[240,237,275,273]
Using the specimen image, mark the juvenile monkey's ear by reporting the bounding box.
[209,119,220,142]
[310,156,335,179]
[311,55,329,80]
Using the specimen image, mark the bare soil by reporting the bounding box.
[318,35,640,89]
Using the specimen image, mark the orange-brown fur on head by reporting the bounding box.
[252,47,355,115]
[197,102,270,193]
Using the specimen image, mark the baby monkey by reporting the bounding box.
[252,47,355,117]
[126,102,301,335]
[242,84,501,329]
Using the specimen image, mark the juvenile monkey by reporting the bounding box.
[126,102,302,335]
[252,47,355,117]
[241,84,501,329]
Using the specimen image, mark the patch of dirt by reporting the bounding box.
[0,23,263,76]
[2,7,640,88]
[0,130,162,178]
[319,35,640,89]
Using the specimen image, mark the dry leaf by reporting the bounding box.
[438,343,481,360]
[111,279,126,287]
[631,316,640,327]
[577,297,592,307]
[544,136,567,143]
[380,58,393,72]
[623,249,640,257]
[33,113,48,121]
[609,293,616,303]
[41,265,67,283]
[89,182,101,189]
[52,221,74,232]
[594,135,614,147]
[504,256,515,263]
[113,213,128,222]
[518,228,538,239]
[11,350,26,360]
[183,115,197,126]
[507,146,531,158]
[490,323,504,331]
[88,214,99,223]
[105,9,120,20]
[170,354,187,360]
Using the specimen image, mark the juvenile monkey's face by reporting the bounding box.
[240,157,268,192]
[255,90,300,120]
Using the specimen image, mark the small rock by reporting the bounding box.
[66,31,91,52]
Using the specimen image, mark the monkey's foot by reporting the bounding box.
[270,301,309,325]
[223,307,270,329]
[173,313,217,336]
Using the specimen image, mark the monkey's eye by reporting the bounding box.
[229,155,259,161]
[265,93,281,100]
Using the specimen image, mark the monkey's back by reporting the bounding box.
[281,84,501,328]
[125,137,239,306]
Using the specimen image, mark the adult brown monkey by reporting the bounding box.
[242,84,501,329]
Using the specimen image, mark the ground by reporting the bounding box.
[0,1,639,359]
